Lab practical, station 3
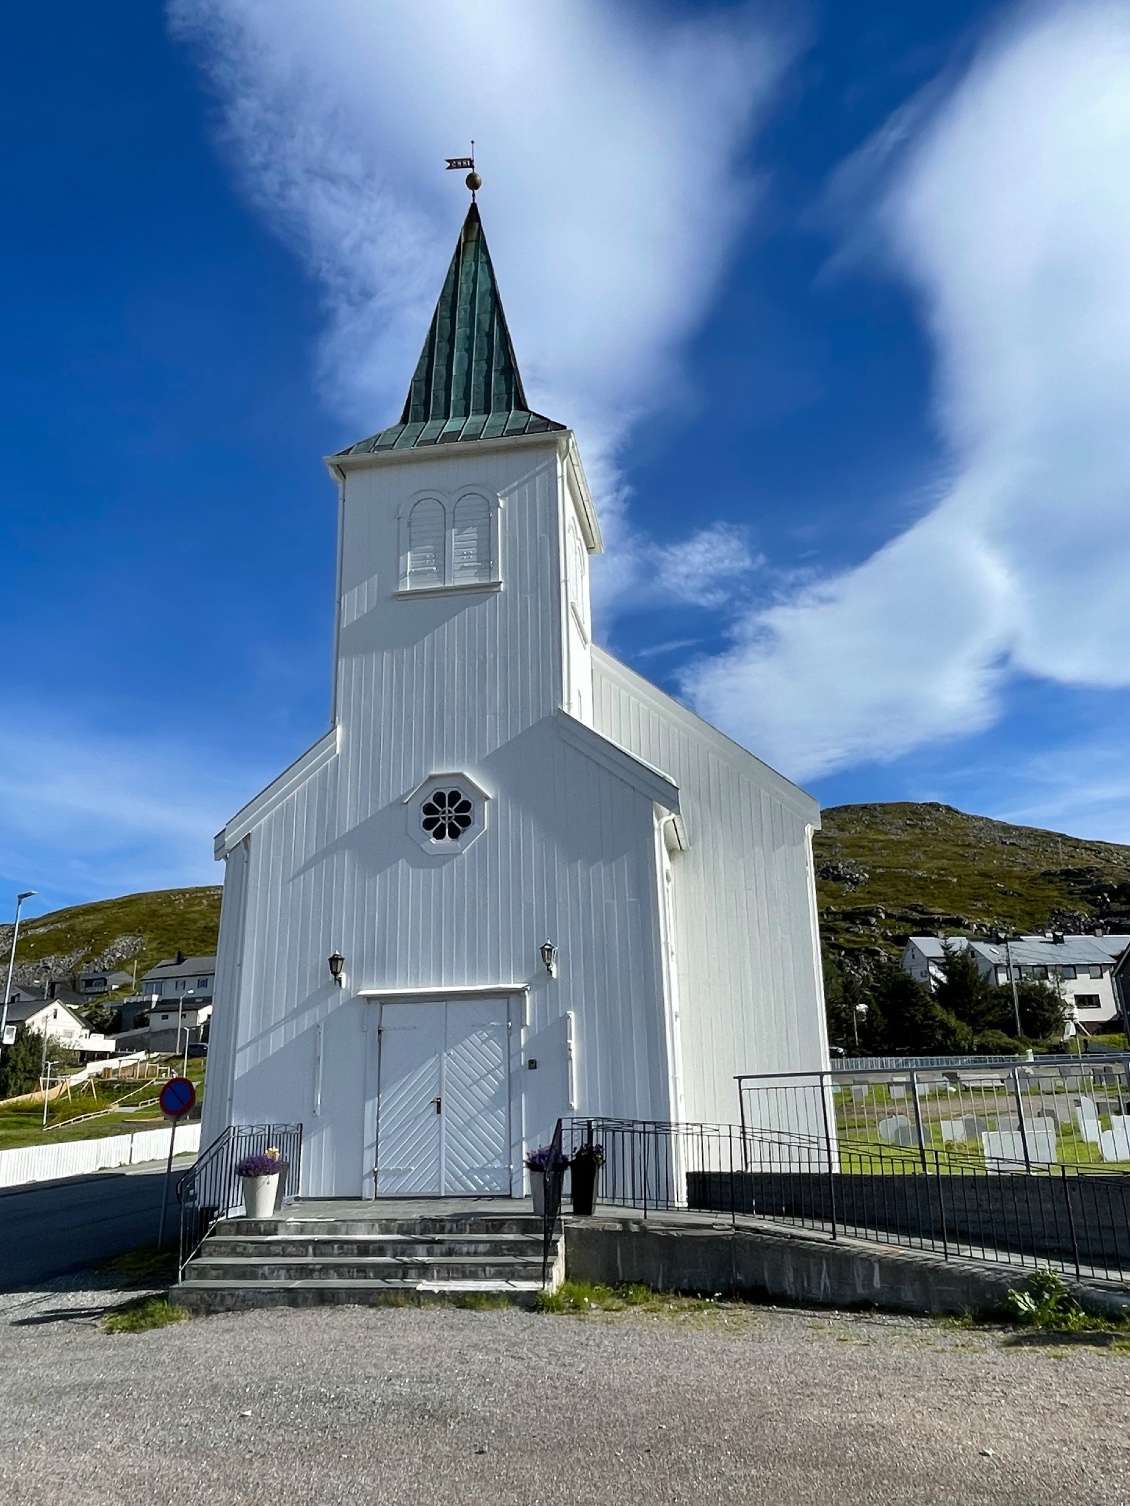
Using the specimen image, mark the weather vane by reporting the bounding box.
[445,141,481,199]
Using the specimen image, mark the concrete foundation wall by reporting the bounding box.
[563,1218,1129,1318]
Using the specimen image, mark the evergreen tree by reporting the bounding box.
[872,963,971,1054]
[0,1025,48,1099]
[934,942,999,1033]
[990,978,1066,1042]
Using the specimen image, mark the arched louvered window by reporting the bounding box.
[451,494,492,585]
[406,499,445,588]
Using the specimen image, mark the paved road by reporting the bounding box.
[0,1292,1127,1504]
[0,1157,195,1288]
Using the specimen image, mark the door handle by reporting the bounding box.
[432,1096,442,1114]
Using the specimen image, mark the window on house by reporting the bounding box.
[451,494,492,584]
[197,978,209,989]
[406,498,446,588]
[1088,966,1104,979]
[1074,994,1102,1010]
[1060,965,1077,979]
[1031,965,1048,980]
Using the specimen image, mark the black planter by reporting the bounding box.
[571,1158,598,1216]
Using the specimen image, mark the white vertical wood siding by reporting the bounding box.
[591,647,829,1125]
[211,437,672,1195]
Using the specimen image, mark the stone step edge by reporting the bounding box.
[173,1278,544,1294]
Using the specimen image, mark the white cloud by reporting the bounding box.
[168,0,788,600]
[688,1,1130,780]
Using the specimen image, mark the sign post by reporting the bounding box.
[156,1076,196,1252]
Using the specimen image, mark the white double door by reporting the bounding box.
[375,998,512,1196]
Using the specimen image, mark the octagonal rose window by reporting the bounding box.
[421,787,475,842]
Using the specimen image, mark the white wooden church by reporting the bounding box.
[202,200,829,1198]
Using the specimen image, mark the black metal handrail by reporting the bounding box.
[556,1114,1130,1284]
[541,1117,566,1284]
[176,1121,302,1277]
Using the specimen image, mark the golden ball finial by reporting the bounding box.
[466,171,482,192]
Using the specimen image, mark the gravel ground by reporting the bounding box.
[1,1278,1128,1505]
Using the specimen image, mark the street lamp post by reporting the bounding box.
[853,1002,868,1051]
[39,1006,58,1085]
[42,1060,56,1128]
[176,991,195,1077]
[1,891,37,1050]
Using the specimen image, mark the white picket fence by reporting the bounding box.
[0,1122,200,1190]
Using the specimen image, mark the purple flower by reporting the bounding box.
[524,1145,568,1172]
[236,1153,282,1178]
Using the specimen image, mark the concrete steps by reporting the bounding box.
[172,1208,559,1312]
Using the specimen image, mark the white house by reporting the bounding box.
[902,934,1130,1032]
[3,999,117,1057]
[139,954,216,1003]
[202,201,829,1198]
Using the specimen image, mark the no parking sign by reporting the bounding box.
[159,1076,196,1119]
[156,1076,196,1249]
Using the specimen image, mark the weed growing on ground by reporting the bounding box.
[102,1296,190,1334]
[535,1280,720,1315]
[1001,1269,1128,1335]
[452,1293,515,1311]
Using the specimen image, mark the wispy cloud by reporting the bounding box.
[686,0,1130,780]
[168,0,788,606]
[0,705,271,910]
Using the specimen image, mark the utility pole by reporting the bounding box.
[1,891,37,1050]
[1004,937,1023,1039]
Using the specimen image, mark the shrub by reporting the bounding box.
[1002,1269,1093,1331]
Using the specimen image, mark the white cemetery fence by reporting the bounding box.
[545,1058,1130,1286]
[0,1122,201,1190]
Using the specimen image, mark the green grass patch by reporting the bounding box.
[451,1293,516,1311]
[102,1295,190,1334]
[536,1280,718,1314]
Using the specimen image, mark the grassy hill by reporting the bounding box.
[815,803,1130,961]
[1,887,222,989]
[6,802,1128,989]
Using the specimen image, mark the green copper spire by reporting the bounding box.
[343,203,564,454]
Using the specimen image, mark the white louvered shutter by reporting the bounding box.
[407,499,446,588]
[451,495,492,584]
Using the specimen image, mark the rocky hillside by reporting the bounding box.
[0,887,222,989]
[815,803,1130,962]
[6,803,1128,988]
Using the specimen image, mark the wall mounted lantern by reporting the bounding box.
[328,952,346,987]
[540,940,558,978]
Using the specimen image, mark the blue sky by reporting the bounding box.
[3,0,1130,916]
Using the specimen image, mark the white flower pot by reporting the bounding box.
[530,1170,545,1217]
[241,1172,281,1219]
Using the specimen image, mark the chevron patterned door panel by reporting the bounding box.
[375,1003,444,1194]
[376,999,510,1195]
[442,1000,510,1194]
